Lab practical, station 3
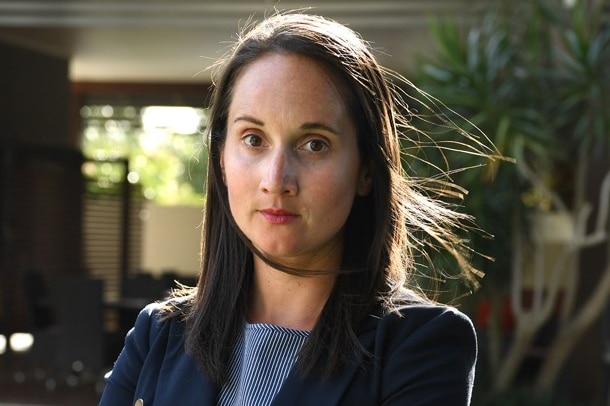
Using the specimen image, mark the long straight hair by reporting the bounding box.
[174,12,484,384]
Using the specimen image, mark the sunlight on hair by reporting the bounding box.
[9,332,34,353]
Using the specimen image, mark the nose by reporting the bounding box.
[260,149,297,195]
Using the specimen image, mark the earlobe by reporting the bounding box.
[356,166,372,196]
[220,151,226,184]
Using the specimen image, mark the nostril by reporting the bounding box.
[259,152,297,194]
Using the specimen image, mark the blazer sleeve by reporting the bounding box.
[380,306,477,406]
[98,303,158,406]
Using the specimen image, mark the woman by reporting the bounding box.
[100,12,483,406]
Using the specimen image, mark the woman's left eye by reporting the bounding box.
[302,139,328,152]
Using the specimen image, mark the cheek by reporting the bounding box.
[225,173,249,206]
[311,165,359,213]
[222,156,250,213]
[222,146,249,188]
[225,179,252,235]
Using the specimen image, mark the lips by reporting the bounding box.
[259,208,300,224]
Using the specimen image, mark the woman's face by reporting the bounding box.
[221,52,371,270]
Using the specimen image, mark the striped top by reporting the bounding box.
[217,322,310,406]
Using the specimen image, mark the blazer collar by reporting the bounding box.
[270,314,379,405]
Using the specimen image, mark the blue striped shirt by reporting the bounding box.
[217,322,310,406]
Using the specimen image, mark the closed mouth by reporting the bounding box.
[259,208,299,224]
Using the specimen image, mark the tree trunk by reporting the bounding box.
[536,264,610,390]
[486,294,503,377]
[493,320,538,392]
[535,170,610,391]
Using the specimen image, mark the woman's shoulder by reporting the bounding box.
[348,296,477,405]
[131,295,194,338]
[100,295,201,404]
[392,302,475,337]
[364,291,477,347]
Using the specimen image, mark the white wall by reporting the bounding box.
[141,202,202,277]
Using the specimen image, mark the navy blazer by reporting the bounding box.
[99,302,477,405]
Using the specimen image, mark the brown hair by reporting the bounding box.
[175,12,488,384]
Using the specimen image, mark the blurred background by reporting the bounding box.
[0,0,608,405]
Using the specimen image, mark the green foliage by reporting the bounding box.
[413,0,610,294]
[550,1,610,161]
[81,105,208,206]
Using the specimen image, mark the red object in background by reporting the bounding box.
[475,298,515,333]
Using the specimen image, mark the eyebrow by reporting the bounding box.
[233,115,264,126]
[233,115,341,136]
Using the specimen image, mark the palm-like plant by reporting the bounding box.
[415,0,610,401]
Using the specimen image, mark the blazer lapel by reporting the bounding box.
[271,316,378,406]
[270,357,364,406]
[147,351,219,404]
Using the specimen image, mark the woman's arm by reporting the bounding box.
[98,304,158,406]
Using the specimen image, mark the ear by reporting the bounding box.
[219,149,226,184]
[356,163,372,196]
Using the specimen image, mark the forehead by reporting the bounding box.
[233,52,359,112]
[234,53,335,91]
[229,53,351,117]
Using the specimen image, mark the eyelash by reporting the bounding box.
[242,133,263,148]
[302,139,329,152]
[240,133,330,153]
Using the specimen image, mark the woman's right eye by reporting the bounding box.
[242,133,263,147]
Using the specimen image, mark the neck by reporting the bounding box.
[247,257,336,331]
